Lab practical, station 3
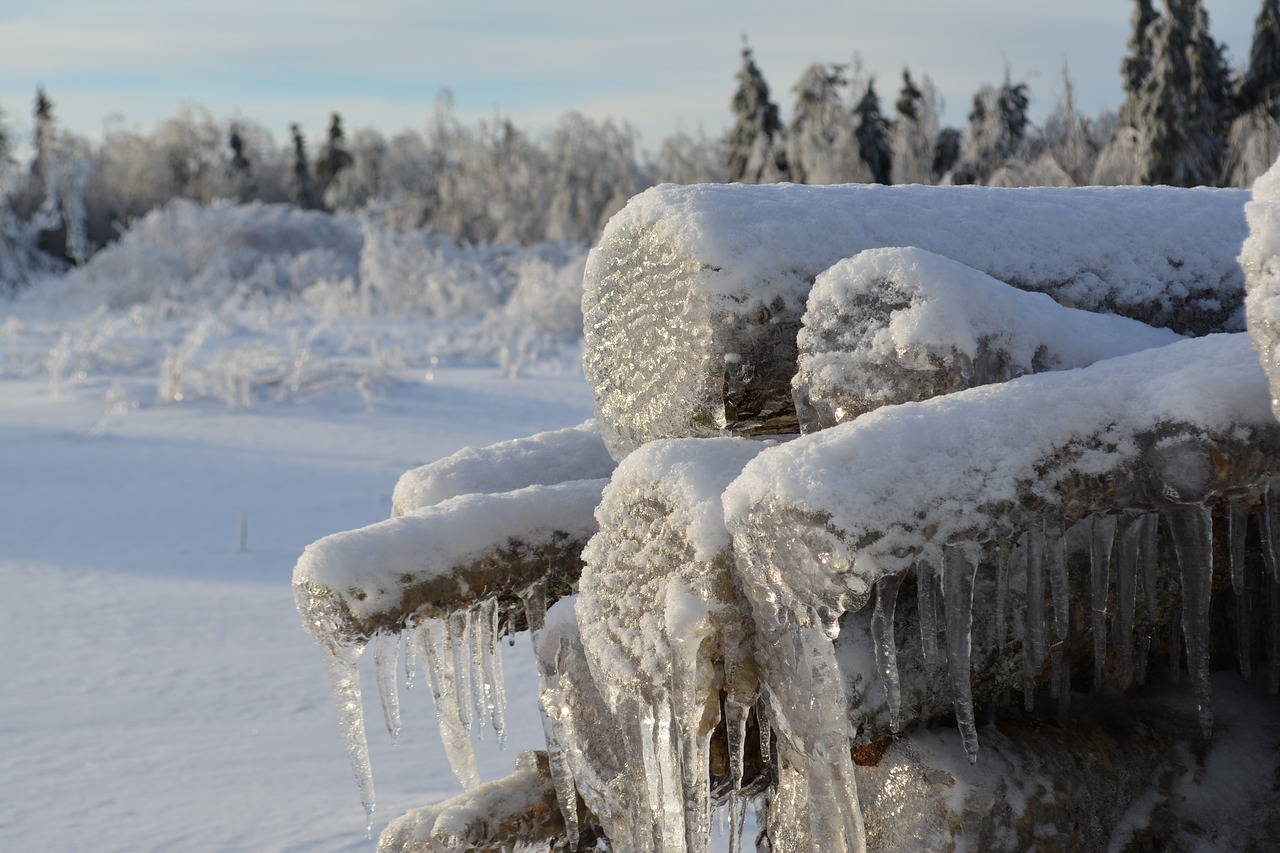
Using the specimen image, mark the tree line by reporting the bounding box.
[1,0,1277,291]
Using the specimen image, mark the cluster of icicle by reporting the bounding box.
[294,581,523,838]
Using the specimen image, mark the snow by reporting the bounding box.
[584,181,1248,457]
[725,333,1273,582]
[0,202,597,851]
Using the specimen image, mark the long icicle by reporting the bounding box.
[1115,512,1142,686]
[373,630,402,744]
[481,598,508,746]
[1090,514,1117,690]
[915,550,944,670]
[419,619,480,789]
[318,639,376,836]
[942,543,981,764]
[870,572,905,730]
[1164,504,1215,737]
[1229,496,1252,680]
[1264,483,1280,584]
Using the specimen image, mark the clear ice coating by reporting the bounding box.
[870,572,904,731]
[1090,515,1117,690]
[942,543,980,763]
[293,582,377,824]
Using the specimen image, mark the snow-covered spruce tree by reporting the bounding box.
[1132,0,1233,187]
[853,79,892,184]
[889,68,942,185]
[315,112,354,197]
[950,71,1032,185]
[1223,0,1280,187]
[786,62,871,185]
[288,123,322,210]
[724,43,789,183]
[1119,0,1161,129]
[226,123,253,201]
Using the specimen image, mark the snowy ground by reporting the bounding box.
[0,360,595,852]
[0,210,603,852]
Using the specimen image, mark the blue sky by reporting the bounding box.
[0,1,1259,156]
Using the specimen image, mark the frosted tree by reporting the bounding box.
[1119,0,1161,128]
[1223,0,1280,187]
[786,62,870,185]
[650,129,726,185]
[951,71,1032,185]
[1041,63,1098,185]
[315,112,354,195]
[288,123,321,210]
[853,79,892,184]
[1128,0,1233,187]
[543,113,650,243]
[724,43,789,183]
[889,68,942,185]
[156,107,223,203]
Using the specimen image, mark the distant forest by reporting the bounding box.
[2,0,1278,291]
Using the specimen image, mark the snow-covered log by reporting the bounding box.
[377,751,567,853]
[723,333,1280,848]
[584,182,1248,457]
[391,420,615,515]
[574,438,769,853]
[795,247,1184,431]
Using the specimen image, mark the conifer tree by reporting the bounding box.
[785,62,869,184]
[1238,0,1280,116]
[724,43,789,183]
[1119,0,1161,127]
[315,112,354,193]
[1137,0,1231,186]
[853,79,892,184]
[288,123,321,210]
[1223,0,1280,186]
[890,68,941,185]
[32,86,55,180]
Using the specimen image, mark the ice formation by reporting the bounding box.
[299,173,1280,852]
[294,430,609,820]
[584,182,1248,457]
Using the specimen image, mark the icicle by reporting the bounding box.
[447,611,474,732]
[942,543,981,764]
[469,604,489,736]
[1011,534,1036,711]
[1264,484,1280,584]
[318,640,376,830]
[1090,514,1117,690]
[416,621,445,717]
[729,790,749,853]
[915,550,944,670]
[480,598,508,746]
[373,631,402,744]
[1115,513,1142,685]
[1168,617,1182,683]
[637,695,685,852]
[296,584,376,831]
[1135,633,1150,686]
[755,699,772,769]
[1025,527,1047,668]
[1044,514,1069,644]
[1140,512,1161,623]
[521,580,548,642]
[542,636,582,850]
[1229,497,1252,680]
[418,619,480,789]
[725,698,751,794]
[402,624,417,689]
[870,572,904,731]
[1164,504,1214,736]
[992,547,1010,653]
